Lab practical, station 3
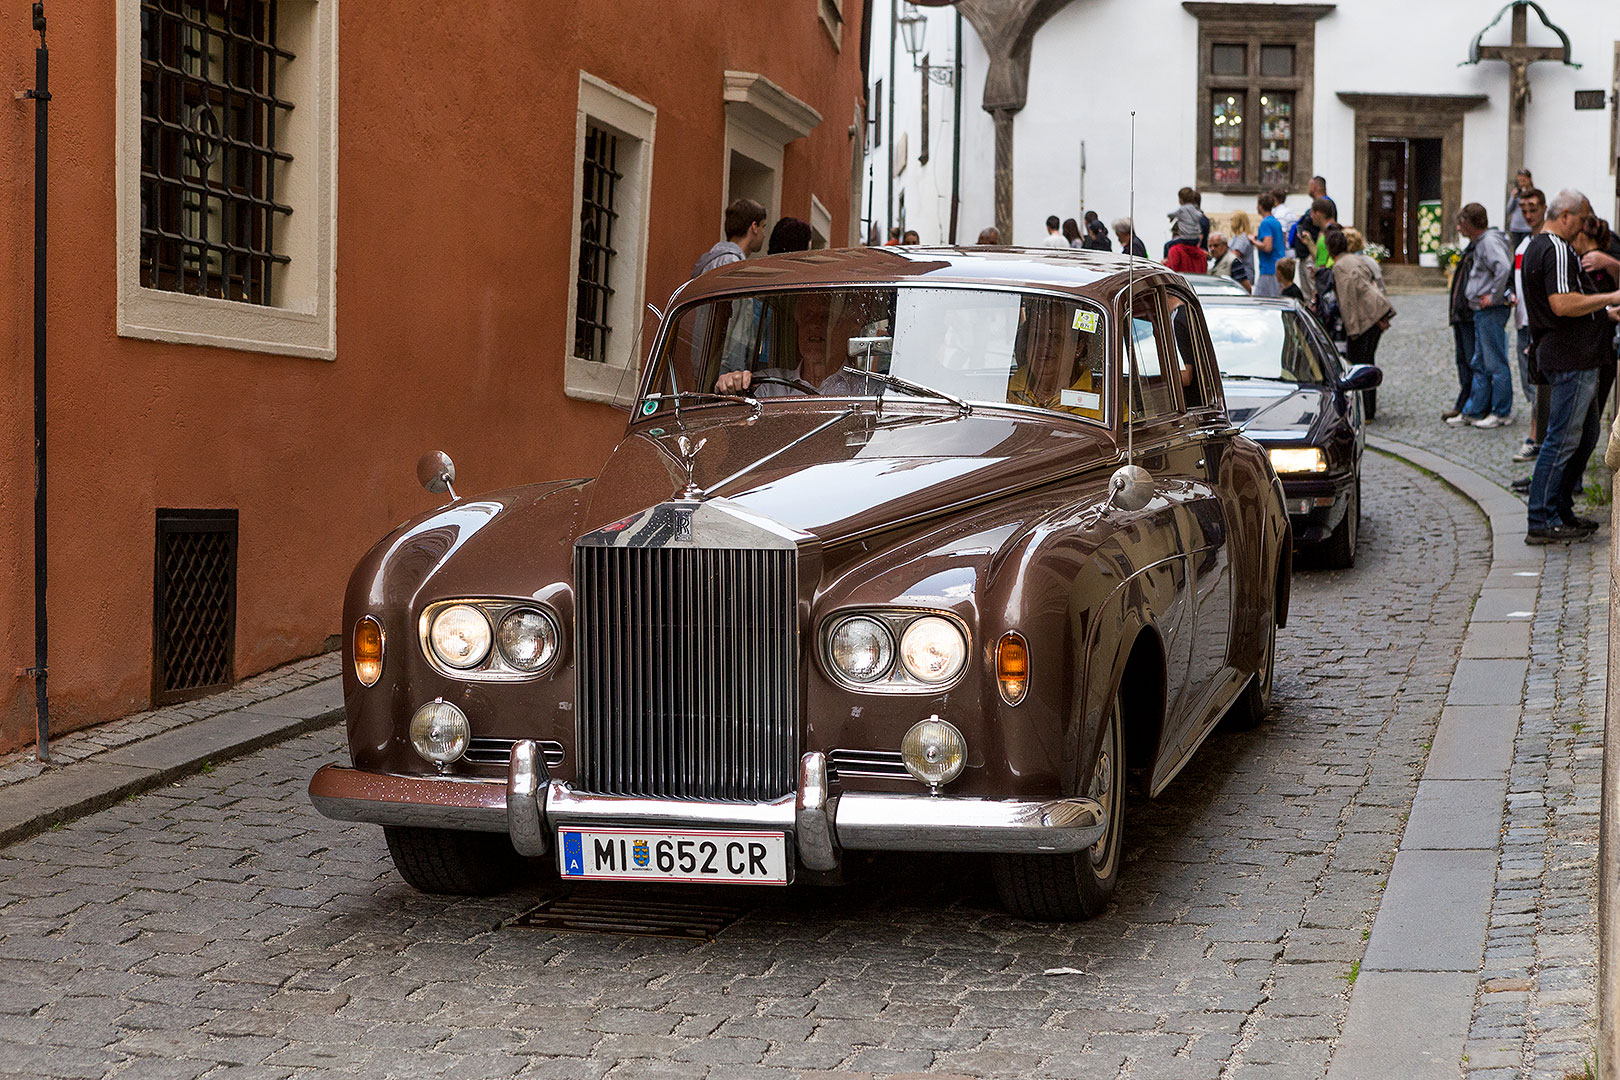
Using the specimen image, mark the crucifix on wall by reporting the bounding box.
[1464,0,1579,185]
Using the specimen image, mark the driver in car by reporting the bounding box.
[715,293,872,397]
[1006,301,1103,419]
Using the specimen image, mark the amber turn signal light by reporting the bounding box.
[354,616,384,687]
[996,632,1028,705]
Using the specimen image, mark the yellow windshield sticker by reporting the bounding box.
[1073,310,1099,333]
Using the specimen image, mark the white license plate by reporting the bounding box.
[557,827,790,885]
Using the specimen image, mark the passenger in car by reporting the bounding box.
[1006,301,1104,419]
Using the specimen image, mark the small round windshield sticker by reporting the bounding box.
[640,399,658,416]
[1073,310,1099,333]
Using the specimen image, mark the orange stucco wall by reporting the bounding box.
[0,2,867,753]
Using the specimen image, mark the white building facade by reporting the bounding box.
[864,0,1620,263]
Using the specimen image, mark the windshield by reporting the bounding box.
[650,287,1110,424]
[1202,305,1330,384]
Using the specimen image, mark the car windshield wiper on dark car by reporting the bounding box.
[843,366,972,416]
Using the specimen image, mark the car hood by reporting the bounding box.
[582,402,1115,545]
[1223,379,1327,442]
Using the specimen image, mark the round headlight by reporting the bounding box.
[429,604,492,669]
[828,616,895,683]
[497,607,558,672]
[901,716,966,790]
[899,616,968,684]
[409,699,469,764]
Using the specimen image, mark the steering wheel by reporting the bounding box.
[748,375,822,395]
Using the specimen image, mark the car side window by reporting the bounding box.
[1163,290,1211,410]
[1123,292,1178,423]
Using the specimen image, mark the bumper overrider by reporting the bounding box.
[308,742,1107,872]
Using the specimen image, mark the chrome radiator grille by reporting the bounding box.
[574,545,799,802]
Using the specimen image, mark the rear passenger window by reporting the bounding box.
[1124,292,1177,422]
[1164,291,1210,409]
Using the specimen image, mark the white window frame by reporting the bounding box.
[115,0,339,360]
[565,72,657,407]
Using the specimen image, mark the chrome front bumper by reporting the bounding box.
[309,743,1107,870]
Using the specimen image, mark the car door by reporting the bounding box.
[1160,288,1236,743]
[1115,289,1209,767]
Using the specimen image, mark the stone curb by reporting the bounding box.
[1327,435,1543,1080]
[0,677,344,849]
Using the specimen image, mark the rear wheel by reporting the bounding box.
[992,697,1125,921]
[1320,475,1360,570]
[383,826,526,895]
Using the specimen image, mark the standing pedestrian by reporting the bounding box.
[886,227,903,246]
[1081,218,1112,251]
[1326,225,1393,417]
[691,198,767,278]
[1271,186,1300,242]
[1253,193,1285,297]
[1040,215,1070,248]
[1167,233,1209,274]
[1505,168,1534,248]
[1276,258,1303,301]
[1207,233,1247,288]
[1308,196,1339,272]
[1113,218,1147,257]
[1510,187,1549,467]
[1444,226,1479,421]
[1228,210,1257,292]
[1572,214,1620,420]
[1062,218,1083,248]
[1521,189,1620,543]
[1447,203,1516,428]
[1166,188,1204,258]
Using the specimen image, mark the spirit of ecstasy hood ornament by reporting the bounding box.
[673,434,707,499]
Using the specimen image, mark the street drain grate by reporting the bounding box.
[510,886,747,940]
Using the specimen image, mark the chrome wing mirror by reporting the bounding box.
[1107,464,1154,512]
[417,450,458,503]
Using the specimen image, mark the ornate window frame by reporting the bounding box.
[1186,2,1332,195]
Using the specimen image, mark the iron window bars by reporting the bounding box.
[574,124,621,364]
[139,0,294,305]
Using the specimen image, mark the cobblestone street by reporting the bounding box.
[0,451,1494,1080]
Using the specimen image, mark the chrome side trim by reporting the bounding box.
[507,740,548,856]
[795,752,839,871]
[835,792,1106,854]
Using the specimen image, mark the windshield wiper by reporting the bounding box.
[843,367,972,416]
[641,390,762,421]
[1219,372,1262,381]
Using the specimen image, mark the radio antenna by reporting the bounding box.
[1125,111,1137,465]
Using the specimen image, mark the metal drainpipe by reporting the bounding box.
[21,2,50,762]
[886,0,896,234]
[947,9,961,244]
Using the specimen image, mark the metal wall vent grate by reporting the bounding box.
[511,887,747,940]
[153,508,238,705]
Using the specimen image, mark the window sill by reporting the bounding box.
[564,355,640,408]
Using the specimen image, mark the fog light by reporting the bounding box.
[901,716,966,792]
[996,632,1029,705]
[409,699,469,765]
[354,616,384,687]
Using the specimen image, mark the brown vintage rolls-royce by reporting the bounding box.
[309,247,1291,921]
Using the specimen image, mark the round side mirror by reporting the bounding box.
[1108,464,1155,512]
[417,450,457,495]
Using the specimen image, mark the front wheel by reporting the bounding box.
[383,826,527,895]
[992,697,1125,921]
[1319,475,1360,570]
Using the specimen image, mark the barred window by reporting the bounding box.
[574,125,621,365]
[139,0,294,305]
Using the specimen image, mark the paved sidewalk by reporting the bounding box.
[0,653,343,847]
[1329,291,1607,1080]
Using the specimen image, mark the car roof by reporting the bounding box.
[672,246,1181,308]
[1181,273,1248,293]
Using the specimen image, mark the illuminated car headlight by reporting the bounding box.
[901,716,966,791]
[409,699,469,765]
[828,615,895,683]
[1268,447,1328,475]
[497,607,559,672]
[899,616,968,684]
[428,604,492,669]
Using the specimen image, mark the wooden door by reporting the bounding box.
[1366,139,1409,263]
